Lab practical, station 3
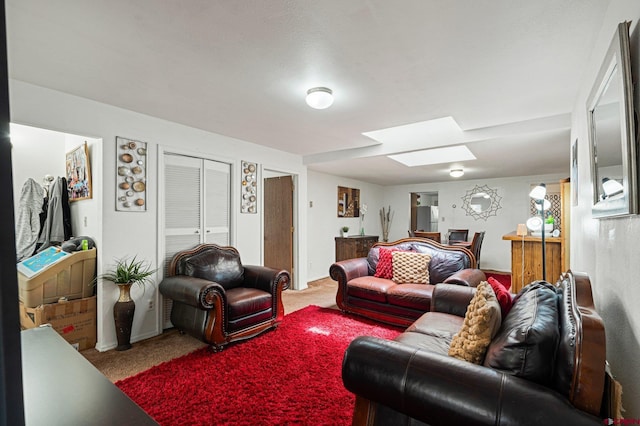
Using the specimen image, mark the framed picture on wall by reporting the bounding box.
[337,186,360,217]
[66,141,92,201]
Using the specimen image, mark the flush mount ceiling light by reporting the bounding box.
[305,87,334,109]
[449,169,464,178]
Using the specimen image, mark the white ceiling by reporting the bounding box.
[5,1,609,185]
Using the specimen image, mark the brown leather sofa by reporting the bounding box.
[342,271,607,425]
[159,244,290,351]
[330,238,484,327]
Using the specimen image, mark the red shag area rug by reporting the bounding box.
[116,306,402,425]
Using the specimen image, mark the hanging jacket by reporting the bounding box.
[15,178,45,261]
[37,177,70,252]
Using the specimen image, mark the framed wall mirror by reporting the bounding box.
[587,21,638,218]
[461,184,502,221]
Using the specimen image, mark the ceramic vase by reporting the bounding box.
[113,283,135,351]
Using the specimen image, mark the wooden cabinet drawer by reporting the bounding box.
[335,236,379,262]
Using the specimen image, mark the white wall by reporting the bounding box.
[10,123,66,220]
[570,0,640,416]
[10,80,308,352]
[383,173,567,272]
[307,170,384,281]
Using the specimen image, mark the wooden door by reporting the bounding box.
[264,176,294,283]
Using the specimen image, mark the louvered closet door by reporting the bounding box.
[164,154,202,270]
[162,154,230,328]
[204,159,230,245]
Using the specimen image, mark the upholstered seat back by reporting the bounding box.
[177,247,245,290]
[367,239,474,284]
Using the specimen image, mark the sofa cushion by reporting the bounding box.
[387,284,434,311]
[483,281,559,386]
[392,251,431,284]
[395,331,453,355]
[346,276,396,303]
[448,281,502,364]
[406,311,463,340]
[226,287,272,320]
[183,249,244,290]
[487,277,513,318]
[374,247,400,279]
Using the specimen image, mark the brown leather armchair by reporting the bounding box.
[159,244,290,351]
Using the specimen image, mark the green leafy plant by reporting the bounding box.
[342,226,350,232]
[545,215,555,224]
[97,256,156,287]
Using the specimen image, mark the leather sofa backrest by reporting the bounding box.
[367,239,474,283]
[552,272,606,416]
[178,247,245,290]
[483,272,605,417]
[483,281,560,386]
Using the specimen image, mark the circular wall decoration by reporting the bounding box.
[461,184,502,221]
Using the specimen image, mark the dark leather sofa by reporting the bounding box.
[342,271,607,425]
[330,238,485,327]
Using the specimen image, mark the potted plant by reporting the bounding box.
[98,256,156,351]
[342,226,350,237]
[545,215,554,232]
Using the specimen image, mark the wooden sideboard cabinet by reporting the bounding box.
[335,236,379,261]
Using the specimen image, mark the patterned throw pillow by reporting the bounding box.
[391,251,431,284]
[448,281,502,364]
[374,247,399,279]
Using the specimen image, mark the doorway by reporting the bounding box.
[410,192,439,232]
[263,174,294,286]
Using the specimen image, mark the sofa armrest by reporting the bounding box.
[243,265,290,293]
[430,283,476,317]
[329,258,370,284]
[331,258,372,311]
[342,336,602,426]
[159,276,225,309]
[443,268,486,287]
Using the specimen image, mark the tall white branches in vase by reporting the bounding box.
[380,205,394,242]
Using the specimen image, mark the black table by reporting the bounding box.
[21,326,158,425]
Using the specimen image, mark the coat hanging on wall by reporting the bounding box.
[15,178,45,261]
[37,176,72,252]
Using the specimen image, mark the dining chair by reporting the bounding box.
[414,231,441,242]
[469,231,486,267]
[447,229,469,244]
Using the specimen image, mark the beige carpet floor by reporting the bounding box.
[81,277,338,382]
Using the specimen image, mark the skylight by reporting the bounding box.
[363,116,464,148]
[387,145,476,167]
